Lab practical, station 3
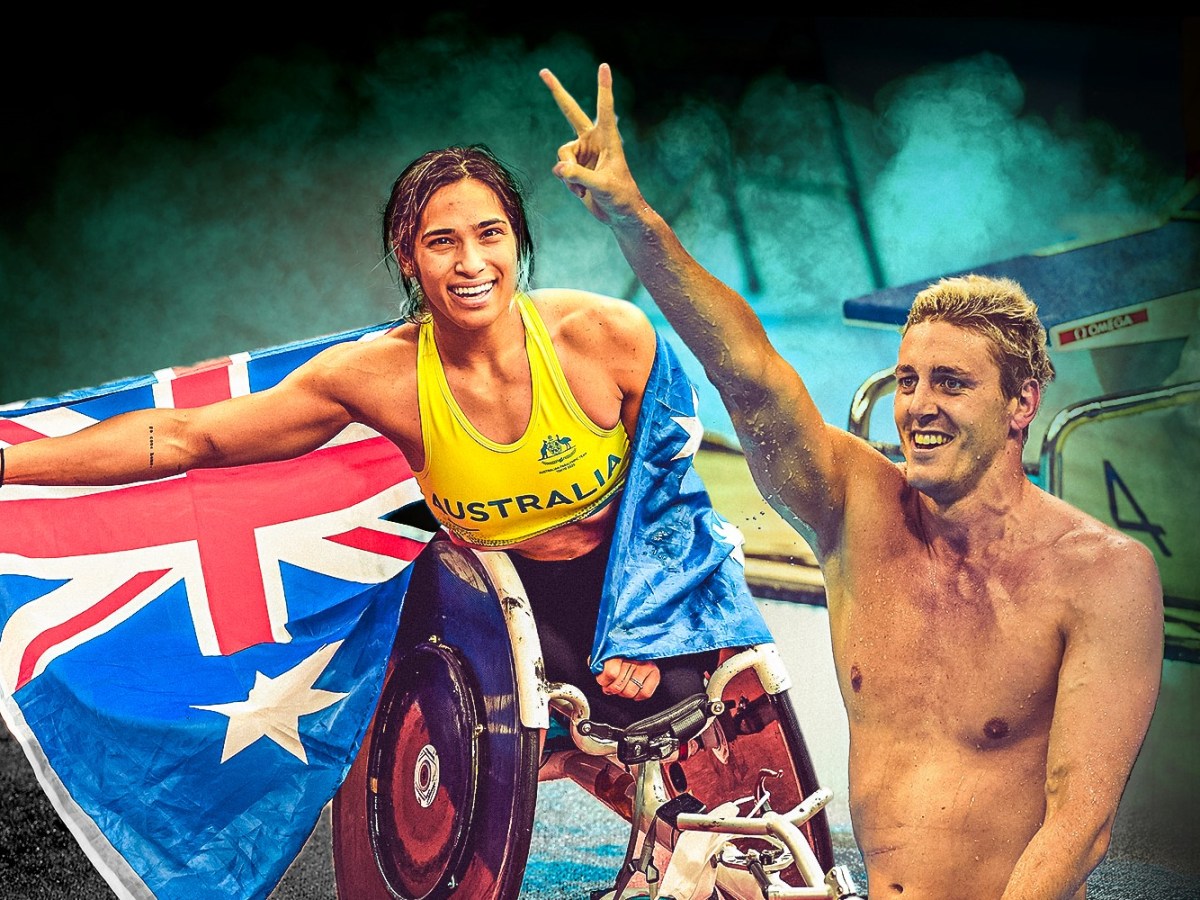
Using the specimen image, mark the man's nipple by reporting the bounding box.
[983,717,1010,740]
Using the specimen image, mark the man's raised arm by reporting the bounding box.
[540,64,856,543]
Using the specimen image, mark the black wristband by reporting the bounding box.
[0,445,5,487]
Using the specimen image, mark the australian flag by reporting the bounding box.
[0,322,437,900]
[0,324,771,900]
[593,333,772,669]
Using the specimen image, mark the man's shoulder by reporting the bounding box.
[1030,489,1162,607]
[825,446,921,557]
[1035,488,1150,558]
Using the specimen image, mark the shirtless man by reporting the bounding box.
[541,64,1164,899]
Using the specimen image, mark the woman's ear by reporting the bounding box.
[396,247,414,279]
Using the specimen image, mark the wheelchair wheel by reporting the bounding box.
[770,688,836,872]
[332,541,540,900]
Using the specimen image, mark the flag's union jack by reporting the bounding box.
[0,324,435,900]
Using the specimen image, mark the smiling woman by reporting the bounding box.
[384,145,536,328]
[406,179,520,327]
[3,142,741,721]
[378,146,746,735]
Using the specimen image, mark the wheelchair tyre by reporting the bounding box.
[332,544,540,900]
[770,689,836,873]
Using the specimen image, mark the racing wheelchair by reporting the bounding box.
[331,538,862,899]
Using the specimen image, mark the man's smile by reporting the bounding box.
[911,430,954,449]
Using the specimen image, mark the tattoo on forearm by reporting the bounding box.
[149,425,155,468]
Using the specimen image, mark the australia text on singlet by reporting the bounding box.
[413,293,631,546]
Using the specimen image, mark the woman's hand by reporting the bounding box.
[597,656,661,700]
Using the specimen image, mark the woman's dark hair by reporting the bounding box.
[382,144,535,322]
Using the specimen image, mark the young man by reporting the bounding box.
[541,64,1164,900]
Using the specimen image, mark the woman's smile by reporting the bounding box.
[410,178,519,328]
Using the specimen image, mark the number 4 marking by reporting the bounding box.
[1103,460,1170,556]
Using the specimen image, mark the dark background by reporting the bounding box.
[0,15,1193,410]
[3,15,1192,218]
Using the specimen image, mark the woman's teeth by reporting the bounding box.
[451,282,493,298]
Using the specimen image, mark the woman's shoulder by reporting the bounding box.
[527,288,655,347]
[300,321,420,387]
[318,320,418,358]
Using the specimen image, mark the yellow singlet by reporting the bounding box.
[413,294,631,547]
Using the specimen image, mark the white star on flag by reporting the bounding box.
[670,387,704,460]
[713,519,746,566]
[193,641,348,764]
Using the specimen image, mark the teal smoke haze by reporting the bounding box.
[0,32,1180,442]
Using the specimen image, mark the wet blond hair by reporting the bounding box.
[904,274,1055,399]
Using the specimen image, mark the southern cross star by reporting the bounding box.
[193,641,348,764]
[713,518,746,566]
[670,387,704,461]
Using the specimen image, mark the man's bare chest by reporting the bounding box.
[826,543,1064,748]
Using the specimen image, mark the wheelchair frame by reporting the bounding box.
[332,540,858,900]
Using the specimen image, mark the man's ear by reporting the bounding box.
[1012,378,1041,432]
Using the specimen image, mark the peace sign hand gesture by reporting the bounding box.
[540,63,646,225]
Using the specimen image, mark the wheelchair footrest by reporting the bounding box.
[578,693,725,765]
